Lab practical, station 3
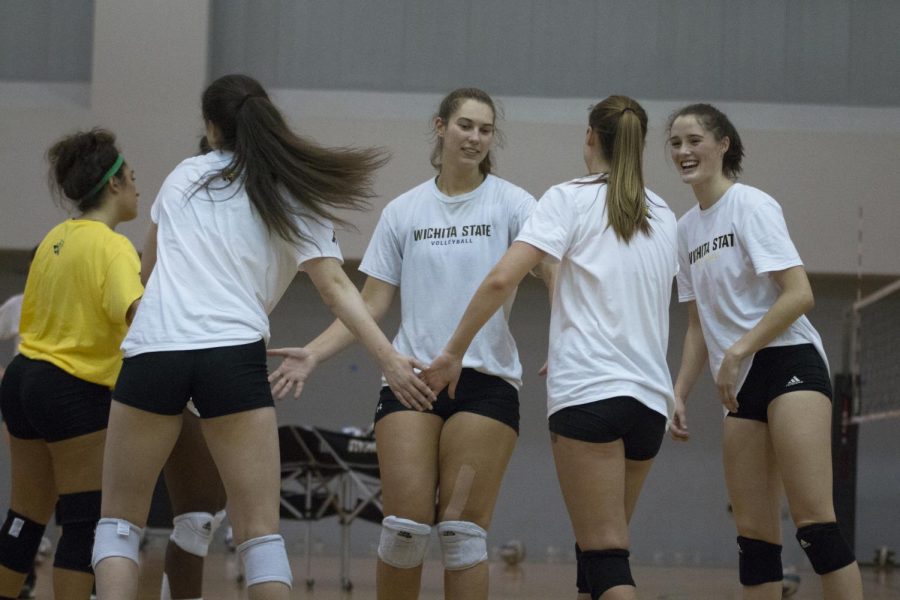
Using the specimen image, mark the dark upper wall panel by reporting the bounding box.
[0,0,93,82]
[204,0,898,106]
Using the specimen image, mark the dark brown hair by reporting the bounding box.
[46,128,126,213]
[430,87,503,177]
[666,103,744,179]
[588,95,650,242]
[200,74,389,242]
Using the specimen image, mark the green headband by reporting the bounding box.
[84,154,124,200]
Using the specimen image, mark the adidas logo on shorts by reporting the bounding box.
[786,375,803,387]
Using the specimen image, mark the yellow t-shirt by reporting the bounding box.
[19,220,143,388]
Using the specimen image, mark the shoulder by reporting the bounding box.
[645,188,677,226]
[730,183,781,212]
[384,179,433,211]
[162,151,230,190]
[486,175,535,204]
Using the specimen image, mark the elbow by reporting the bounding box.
[799,289,815,314]
[484,272,516,297]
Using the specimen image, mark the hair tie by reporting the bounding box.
[621,107,635,115]
[235,94,255,111]
[83,154,124,200]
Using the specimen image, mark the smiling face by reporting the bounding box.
[436,99,495,171]
[668,115,730,187]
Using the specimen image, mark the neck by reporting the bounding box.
[693,175,734,210]
[436,163,484,196]
[586,155,609,176]
[78,206,119,230]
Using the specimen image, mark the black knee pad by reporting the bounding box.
[53,490,101,573]
[737,536,783,586]
[56,490,101,525]
[580,548,634,600]
[54,521,95,573]
[575,543,588,594]
[796,522,855,575]
[0,510,46,573]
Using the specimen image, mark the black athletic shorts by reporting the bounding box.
[0,354,112,442]
[548,396,667,461]
[114,339,273,418]
[730,343,832,423]
[374,368,519,434]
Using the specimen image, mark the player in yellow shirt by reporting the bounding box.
[0,129,143,599]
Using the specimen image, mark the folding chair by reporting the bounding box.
[279,424,383,591]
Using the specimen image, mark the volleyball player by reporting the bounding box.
[0,129,143,599]
[667,103,863,599]
[91,74,432,600]
[269,87,551,600]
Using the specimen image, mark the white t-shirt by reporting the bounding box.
[0,293,23,353]
[360,175,535,388]
[516,177,678,419]
[676,183,827,391]
[123,150,342,356]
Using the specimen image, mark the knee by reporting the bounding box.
[169,510,226,557]
[737,536,783,586]
[54,491,102,574]
[0,510,47,573]
[378,515,432,569]
[92,518,143,569]
[795,522,855,575]
[238,534,292,588]
[578,548,634,598]
[438,520,488,571]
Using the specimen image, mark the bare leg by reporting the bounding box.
[768,392,863,600]
[95,401,183,600]
[552,434,651,600]
[163,409,227,599]
[0,436,57,598]
[374,411,443,600]
[722,417,782,600]
[438,413,517,600]
[200,407,286,600]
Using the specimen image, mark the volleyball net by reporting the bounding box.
[848,278,900,423]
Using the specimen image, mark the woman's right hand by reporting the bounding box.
[669,395,690,441]
[267,347,319,400]
[381,351,434,411]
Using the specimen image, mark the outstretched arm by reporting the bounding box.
[268,276,396,399]
[671,301,707,441]
[275,258,434,409]
[423,241,546,397]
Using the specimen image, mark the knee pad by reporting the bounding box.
[580,548,634,599]
[737,536,783,586]
[796,522,855,575]
[0,510,46,573]
[377,516,432,569]
[170,511,224,558]
[56,490,101,525]
[237,534,292,588]
[92,518,144,569]
[437,520,487,571]
[54,521,96,573]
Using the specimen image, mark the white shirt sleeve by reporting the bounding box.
[515,185,577,261]
[294,214,343,269]
[675,221,695,302]
[507,190,537,244]
[0,295,22,340]
[740,200,803,275]
[359,205,403,286]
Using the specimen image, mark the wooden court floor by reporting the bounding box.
[33,535,900,599]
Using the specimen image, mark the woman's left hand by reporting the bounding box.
[421,352,463,399]
[716,349,741,412]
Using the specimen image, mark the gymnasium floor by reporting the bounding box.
[32,534,900,599]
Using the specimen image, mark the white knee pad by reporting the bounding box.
[170,510,225,557]
[438,520,488,570]
[237,534,292,588]
[377,515,432,569]
[92,517,144,569]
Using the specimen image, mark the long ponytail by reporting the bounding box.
[588,96,650,243]
[199,74,389,243]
